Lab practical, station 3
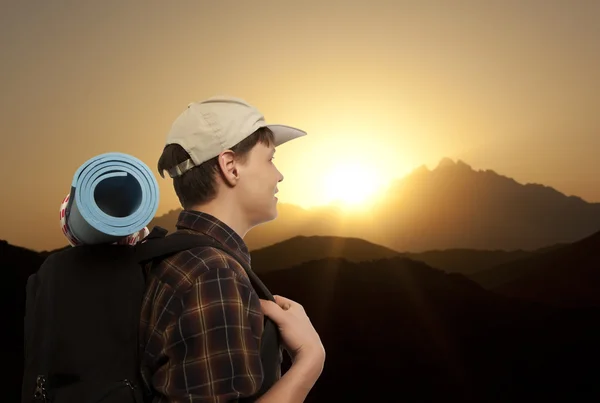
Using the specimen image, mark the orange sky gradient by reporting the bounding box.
[1,1,599,251]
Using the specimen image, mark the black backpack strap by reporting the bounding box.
[135,229,281,399]
[135,229,218,266]
[145,225,168,240]
[136,231,275,301]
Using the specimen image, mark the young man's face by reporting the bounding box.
[235,141,283,227]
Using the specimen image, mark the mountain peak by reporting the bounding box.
[435,157,472,171]
[436,157,455,169]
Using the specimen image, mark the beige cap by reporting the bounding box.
[162,95,307,178]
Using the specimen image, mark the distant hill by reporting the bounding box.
[250,235,401,274]
[405,243,566,275]
[4,237,600,401]
[472,230,600,308]
[404,249,535,275]
[147,158,600,252]
[1,240,46,302]
[373,158,600,251]
[258,256,600,402]
[18,231,565,281]
[249,235,565,276]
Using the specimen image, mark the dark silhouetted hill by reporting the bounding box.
[472,229,600,308]
[250,236,568,276]
[405,243,565,275]
[250,235,401,274]
[146,158,600,252]
[6,229,600,401]
[39,245,70,257]
[258,256,600,402]
[404,248,534,275]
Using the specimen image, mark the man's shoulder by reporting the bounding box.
[151,243,250,293]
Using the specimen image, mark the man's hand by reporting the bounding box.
[259,295,325,365]
[256,296,325,402]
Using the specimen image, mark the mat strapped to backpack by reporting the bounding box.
[22,226,281,403]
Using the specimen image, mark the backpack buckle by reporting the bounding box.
[34,375,48,402]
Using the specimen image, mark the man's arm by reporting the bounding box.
[255,354,324,403]
[255,297,326,403]
[170,267,264,401]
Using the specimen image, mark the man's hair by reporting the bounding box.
[157,127,274,209]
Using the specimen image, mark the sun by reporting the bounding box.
[321,162,384,208]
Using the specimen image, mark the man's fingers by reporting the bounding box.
[273,295,293,309]
[274,295,303,311]
[259,299,287,322]
[261,296,298,323]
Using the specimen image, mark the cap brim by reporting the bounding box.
[266,124,307,147]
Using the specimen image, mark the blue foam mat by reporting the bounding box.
[66,152,159,245]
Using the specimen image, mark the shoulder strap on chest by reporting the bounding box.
[136,226,281,399]
[134,226,275,301]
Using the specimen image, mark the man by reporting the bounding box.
[139,96,325,402]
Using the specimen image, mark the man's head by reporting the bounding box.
[157,96,306,230]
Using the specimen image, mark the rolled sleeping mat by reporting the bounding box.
[60,194,150,246]
[59,152,159,246]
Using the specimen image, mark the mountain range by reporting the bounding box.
[5,157,600,401]
[150,158,600,252]
[473,229,600,308]
[249,234,565,276]
[5,226,599,401]
[256,249,600,402]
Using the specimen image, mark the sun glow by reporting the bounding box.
[321,162,385,208]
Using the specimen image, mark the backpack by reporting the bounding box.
[22,226,281,403]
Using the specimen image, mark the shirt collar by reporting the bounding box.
[175,209,251,267]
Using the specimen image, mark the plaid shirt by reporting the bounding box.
[139,210,277,402]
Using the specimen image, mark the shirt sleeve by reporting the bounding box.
[170,267,265,402]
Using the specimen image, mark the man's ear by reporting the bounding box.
[217,150,238,187]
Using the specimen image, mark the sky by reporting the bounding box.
[1,0,599,251]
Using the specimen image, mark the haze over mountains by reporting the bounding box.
[150,158,600,252]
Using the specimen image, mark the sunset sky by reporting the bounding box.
[2,0,599,251]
